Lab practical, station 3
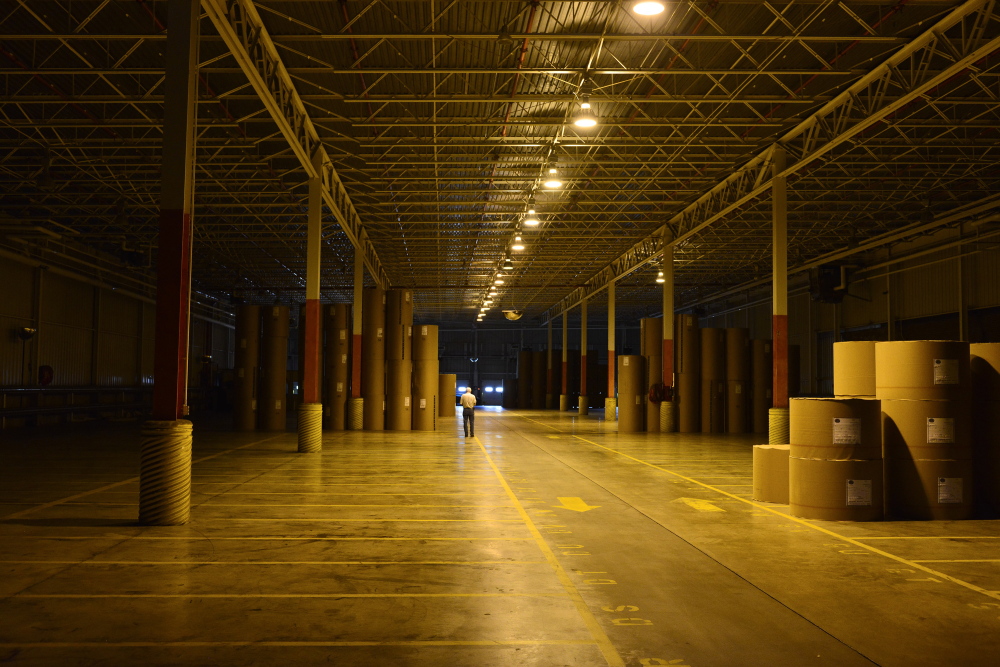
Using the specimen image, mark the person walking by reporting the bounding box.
[460,386,477,437]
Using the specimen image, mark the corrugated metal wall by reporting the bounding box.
[0,259,233,389]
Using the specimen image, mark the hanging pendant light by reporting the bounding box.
[543,166,562,189]
[633,1,666,16]
[512,235,525,251]
[573,95,598,128]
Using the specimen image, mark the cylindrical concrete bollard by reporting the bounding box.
[139,420,193,525]
[617,355,645,432]
[660,400,675,432]
[438,373,457,418]
[260,305,290,431]
[605,397,617,421]
[233,305,260,432]
[297,402,323,453]
[559,394,569,411]
[362,287,386,430]
[324,304,351,430]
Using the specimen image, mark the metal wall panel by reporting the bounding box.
[895,254,960,321]
[967,248,1000,309]
[0,314,34,385]
[141,302,155,384]
[843,275,888,330]
[0,260,35,319]
[43,324,93,386]
[41,273,93,328]
[100,289,139,336]
[96,332,138,386]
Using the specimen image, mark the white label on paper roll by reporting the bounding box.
[926,418,955,444]
[407,326,412,336]
[275,400,281,410]
[336,382,343,393]
[933,358,959,385]
[404,396,410,407]
[623,357,629,366]
[405,292,411,302]
[421,325,428,336]
[735,384,742,394]
[846,479,872,506]
[377,327,383,340]
[420,398,426,409]
[636,396,642,405]
[938,477,963,504]
[832,418,861,445]
[339,329,346,340]
[341,354,347,364]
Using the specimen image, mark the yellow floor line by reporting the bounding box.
[0,640,597,648]
[558,428,1000,604]
[5,536,535,542]
[912,559,1000,563]
[852,536,1000,540]
[1,435,287,521]
[14,592,571,599]
[3,560,549,566]
[62,503,517,509]
[473,435,625,667]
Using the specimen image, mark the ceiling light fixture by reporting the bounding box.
[524,208,540,226]
[543,167,562,189]
[502,258,514,271]
[656,270,665,284]
[633,1,666,16]
[512,236,525,251]
[573,95,597,128]
[494,278,504,285]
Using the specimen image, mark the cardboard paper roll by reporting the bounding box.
[875,340,970,400]
[384,289,412,361]
[885,458,974,520]
[971,343,1000,400]
[260,305,290,432]
[531,350,547,409]
[516,350,533,409]
[675,314,700,376]
[641,317,663,358]
[617,355,645,432]
[412,360,438,431]
[881,398,971,461]
[751,339,772,435]
[700,328,725,380]
[833,341,876,397]
[323,303,351,431]
[677,372,700,433]
[701,379,725,433]
[726,380,747,433]
[753,445,790,504]
[437,374,457,417]
[385,359,412,430]
[362,287,386,430]
[233,305,261,432]
[413,324,438,361]
[725,328,749,381]
[790,397,882,460]
[790,457,884,521]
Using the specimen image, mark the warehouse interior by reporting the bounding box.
[2,1,1000,665]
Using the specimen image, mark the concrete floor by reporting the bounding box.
[1,407,998,666]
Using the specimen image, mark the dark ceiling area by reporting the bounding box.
[2,0,999,326]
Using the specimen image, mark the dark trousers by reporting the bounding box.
[463,407,475,436]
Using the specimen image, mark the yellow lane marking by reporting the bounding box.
[14,592,571,599]
[852,536,1000,540]
[563,431,1000,603]
[552,497,600,512]
[200,518,524,522]
[0,640,597,648]
[913,559,1000,563]
[474,436,625,667]
[672,497,726,513]
[1,560,550,566]
[3,536,535,541]
[94,491,508,496]
[1,435,287,521]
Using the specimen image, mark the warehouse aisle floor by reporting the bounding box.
[1,408,998,666]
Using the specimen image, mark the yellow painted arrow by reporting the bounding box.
[672,497,726,513]
[553,497,600,512]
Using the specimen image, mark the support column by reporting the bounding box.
[140,0,198,526]
[606,281,617,420]
[661,245,676,432]
[545,319,554,409]
[560,311,569,411]
[579,298,589,415]
[347,249,364,429]
[298,153,323,453]
[769,146,790,445]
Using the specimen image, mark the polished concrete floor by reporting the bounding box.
[1,407,999,666]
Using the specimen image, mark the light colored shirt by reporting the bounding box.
[460,392,477,409]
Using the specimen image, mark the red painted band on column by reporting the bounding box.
[580,354,588,396]
[301,299,321,404]
[662,339,674,399]
[351,334,363,398]
[772,314,789,409]
[562,361,568,394]
[607,351,616,397]
[152,208,192,421]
